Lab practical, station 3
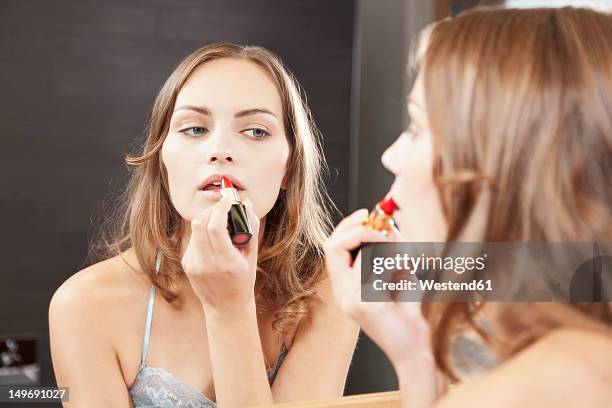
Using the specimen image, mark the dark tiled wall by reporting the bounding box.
[0,0,353,398]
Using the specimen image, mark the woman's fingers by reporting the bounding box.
[189,196,259,274]
[329,224,390,253]
[325,224,391,295]
[207,196,239,262]
[185,206,215,273]
[331,209,369,236]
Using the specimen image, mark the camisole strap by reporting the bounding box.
[139,252,162,366]
[140,286,156,366]
[267,343,289,385]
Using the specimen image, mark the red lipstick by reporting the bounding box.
[350,192,399,261]
[220,176,253,246]
[364,193,398,231]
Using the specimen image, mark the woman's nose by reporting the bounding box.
[206,129,235,164]
[207,152,234,164]
[381,142,395,173]
[381,132,404,174]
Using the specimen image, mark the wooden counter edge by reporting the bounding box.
[255,390,402,408]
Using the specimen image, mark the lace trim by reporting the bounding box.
[129,344,288,408]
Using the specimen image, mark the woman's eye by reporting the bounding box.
[243,128,270,139]
[179,127,208,137]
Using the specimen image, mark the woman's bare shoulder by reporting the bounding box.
[48,249,150,403]
[437,327,612,407]
[49,248,150,322]
[543,326,612,382]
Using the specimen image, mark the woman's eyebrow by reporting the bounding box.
[173,105,211,115]
[234,108,278,119]
[172,105,278,120]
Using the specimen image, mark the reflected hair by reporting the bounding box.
[413,7,612,381]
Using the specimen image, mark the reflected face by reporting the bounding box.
[381,72,447,241]
[161,58,290,222]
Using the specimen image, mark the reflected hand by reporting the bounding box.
[324,209,444,407]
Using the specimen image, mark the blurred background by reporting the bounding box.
[1,0,610,405]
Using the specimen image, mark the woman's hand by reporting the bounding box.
[181,196,260,316]
[324,209,444,407]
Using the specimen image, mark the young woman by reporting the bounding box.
[325,7,612,407]
[49,43,359,407]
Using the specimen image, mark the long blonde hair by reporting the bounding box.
[90,43,335,337]
[416,7,612,380]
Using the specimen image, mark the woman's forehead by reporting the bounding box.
[176,58,283,116]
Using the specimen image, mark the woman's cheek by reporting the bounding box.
[251,144,289,219]
[167,181,191,220]
[392,164,433,238]
[164,164,196,221]
[248,185,281,220]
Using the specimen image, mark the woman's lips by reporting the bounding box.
[198,174,244,191]
[201,183,223,191]
[197,175,244,202]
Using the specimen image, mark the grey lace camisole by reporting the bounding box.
[129,255,288,407]
[448,315,500,381]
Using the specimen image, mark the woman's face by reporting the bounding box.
[162,57,290,222]
[381,72,447,241]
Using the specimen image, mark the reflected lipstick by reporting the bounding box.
[350,193,399,261]
[220,176,253,246]
[363,193,399,232]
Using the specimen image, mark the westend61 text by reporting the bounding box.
[373,279,493,292]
